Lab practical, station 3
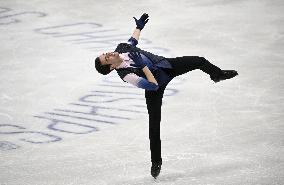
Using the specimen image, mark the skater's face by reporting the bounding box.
[99,52,121,70]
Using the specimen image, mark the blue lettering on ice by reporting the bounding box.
[0,6,183,150]
[0,124,61,144]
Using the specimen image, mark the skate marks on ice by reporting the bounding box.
[112,161,250,185]
[0,6,47,25]
[0,141,20,151]
[113,170,185,185]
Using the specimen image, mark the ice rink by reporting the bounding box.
[1,0,284,184]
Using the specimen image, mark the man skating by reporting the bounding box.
[94,13,238,178]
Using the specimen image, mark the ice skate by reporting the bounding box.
[151,160,162,178]
[211,70,238,83]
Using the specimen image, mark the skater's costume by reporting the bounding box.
[95,12,238,178]
[114,37,225,165]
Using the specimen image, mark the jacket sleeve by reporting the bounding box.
[123,73,159,91]
[127,37,138,46]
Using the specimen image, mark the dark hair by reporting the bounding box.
[95,57,112,75]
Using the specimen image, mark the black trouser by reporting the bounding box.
[145,56,223,163]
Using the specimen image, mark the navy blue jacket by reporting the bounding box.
[114,38,173,89]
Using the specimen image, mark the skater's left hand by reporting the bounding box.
[133,13,149,30]
[128,52,146,68]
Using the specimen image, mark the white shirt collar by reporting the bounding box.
[116,53,136,69]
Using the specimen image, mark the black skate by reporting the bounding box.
[151,159,162,178]
[211,70,238,83]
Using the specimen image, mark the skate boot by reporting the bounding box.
[151,159,162,179]
[211,70,238,83]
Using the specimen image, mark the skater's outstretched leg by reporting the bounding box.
[166,56,238,82]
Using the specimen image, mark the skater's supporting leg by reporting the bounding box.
[145,85,166,163]
[145,89,164,162]
[145,84,167,178]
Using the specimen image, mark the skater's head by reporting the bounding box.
[95,52,122,75]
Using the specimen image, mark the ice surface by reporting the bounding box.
[0,0,284,184]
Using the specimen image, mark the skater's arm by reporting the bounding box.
[127,52,158,87]
[123,71,159,91]
[131,28,141,42]
[142,66,158,85]
[128,13,149,46]
[127,25,141,46]
[127,33,139,46]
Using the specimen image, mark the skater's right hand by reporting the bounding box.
[133,13,149,30]
[128,52,146,68]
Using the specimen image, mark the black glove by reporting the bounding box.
[133,13,149,30]
[128,52,146,68]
